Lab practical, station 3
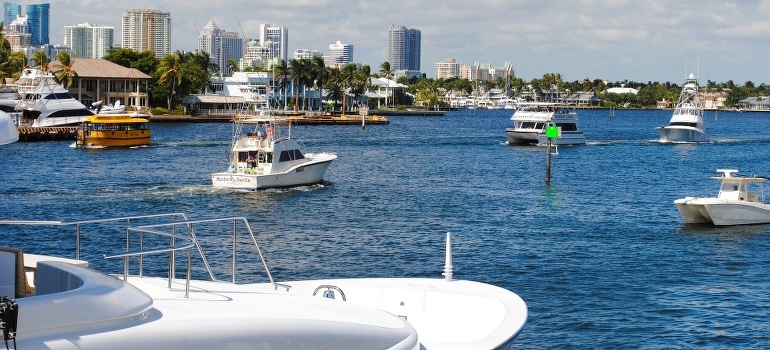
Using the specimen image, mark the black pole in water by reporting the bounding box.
[545,138,552,185]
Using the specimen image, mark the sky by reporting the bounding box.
[45,0,770,85]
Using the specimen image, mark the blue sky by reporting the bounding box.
[49,0,770,84]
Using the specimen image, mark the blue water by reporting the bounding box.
[2,108,770,348]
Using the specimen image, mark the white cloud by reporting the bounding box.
[45,0,770,84]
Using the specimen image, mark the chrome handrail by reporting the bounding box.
[0,213,289,296]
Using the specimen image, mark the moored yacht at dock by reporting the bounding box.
[15,68,94,127]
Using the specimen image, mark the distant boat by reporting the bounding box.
[675,169,770,226]
[505,102,586,146]
[91,100,127,115]
[656,73,708,143]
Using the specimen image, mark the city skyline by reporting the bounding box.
[25,0,770,84]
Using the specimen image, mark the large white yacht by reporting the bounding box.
[506,102,586,146]
[15,68,94,127]
[675,169,770,226]
[0,214,528,349]
[656,73,708,143]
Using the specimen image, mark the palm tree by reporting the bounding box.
[289,58,311,112]
[323,67,343,111]
[31,50,49,71]
[379,61,393,107]
[227,58,239,76]
[157,51,184,109]
[0,24,13,86]
[310,56,328,111]
[51,51,78,89]
[273,59,290,109]
[339,63,358,115]
[351,65,372,109]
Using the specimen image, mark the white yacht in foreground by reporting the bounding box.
[656,73,708,143]
[0,214,528,349]
[0,111,18,145]
[675,169,770,226]
[211,93,336,190]
[505,102,586,146]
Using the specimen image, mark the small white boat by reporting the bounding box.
[675,169,770,226]
[657,73,709,143]
[211,92,336,190]
[505,102,586,146]
[91,100,127,114]
[0,111,19,145]
[0,214,528,349]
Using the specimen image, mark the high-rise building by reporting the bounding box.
[388,25,421,72]
[326,40,353,65]
[3,2,21,28]
[198,20,242,76]
[258,24,288,63]
[121,9,171,58]
[5,14,29,50]
[25,3,49,46]
[435,58,460,79]
[64,22,114,59]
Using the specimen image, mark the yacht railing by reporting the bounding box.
[0,214,288,297]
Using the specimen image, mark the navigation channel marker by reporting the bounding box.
[546,125,561,139]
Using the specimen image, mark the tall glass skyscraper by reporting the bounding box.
[25,3,49,46]
[3,2,21,28]
[388,25,421,72]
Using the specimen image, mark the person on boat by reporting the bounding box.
[246,154,256,168]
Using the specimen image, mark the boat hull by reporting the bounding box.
[657,126,709,143]
[505,129,585,146]
[212,157,335,190]
[675,197,770,226]
[78,130,151,147]
[0,111,18,145]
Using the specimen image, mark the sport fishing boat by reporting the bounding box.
[211,92,336,190]
[505,102,585,146]
[15,68,94,127]
[0,214,528,349]
[674,169,770,226]
[656,73,708,143]
[75,114,151,148]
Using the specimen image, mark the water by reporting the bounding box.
[2,108,770,348]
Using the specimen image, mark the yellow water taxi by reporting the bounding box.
[76,114,151,147]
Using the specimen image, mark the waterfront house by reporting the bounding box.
[49,58,152,112]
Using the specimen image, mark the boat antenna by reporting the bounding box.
[443,232,453,281]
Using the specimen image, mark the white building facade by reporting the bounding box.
[64,22,114,59]
[121,9,171,58]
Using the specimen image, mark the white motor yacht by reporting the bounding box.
[505,102,586,146]
[657,73,709,143]
[211,92,336,190]
[15,68,94,127]
[675,169,770,226]
[0,214,528,349]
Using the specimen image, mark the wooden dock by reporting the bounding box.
[17,126,78,141]
[288,115,390,125]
